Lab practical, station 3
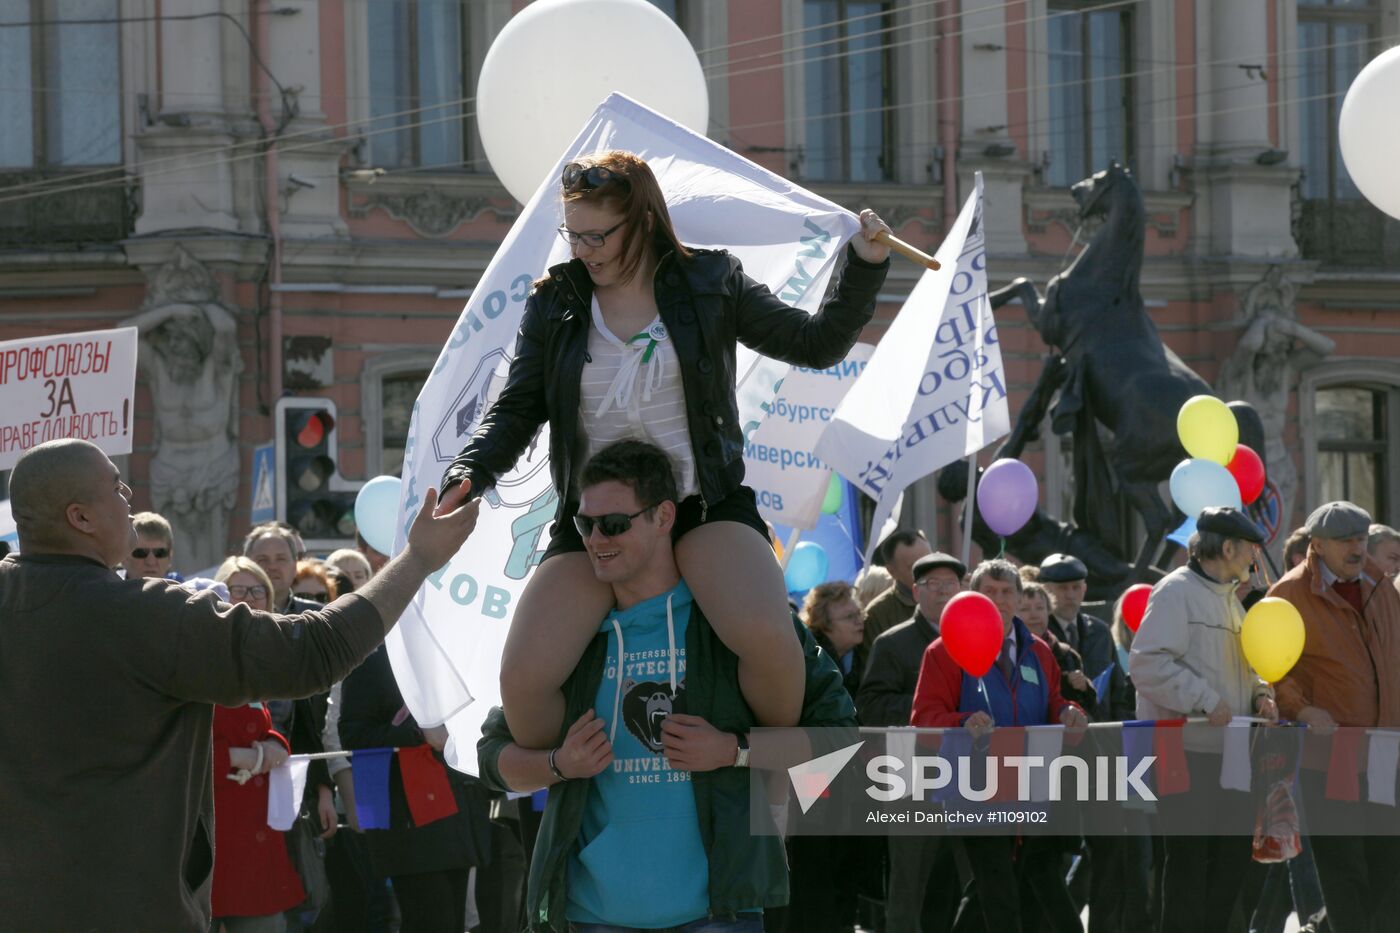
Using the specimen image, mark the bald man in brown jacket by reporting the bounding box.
[0,439,479,933]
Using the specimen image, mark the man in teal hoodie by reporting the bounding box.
[477,439,856,931]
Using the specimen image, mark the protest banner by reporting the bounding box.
[816,174,1009,558]
[0,327,138,471]
[744,342,874,531]
[389,94,863,772]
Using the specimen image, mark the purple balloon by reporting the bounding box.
[976,458,1039,537]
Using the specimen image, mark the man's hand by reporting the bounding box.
[1060,706,1089,729]
[1065,671,1090,693]
[405,487,480,572]
[316,784,338,839]
[555,710,613,780]
[963,711,994,737]
[422,725,450,752]
[1254,695,1279,723]
[433,477,472,518]
[1297,705,1338,735]
[661,714,739,773]
[1207,697,1232,728]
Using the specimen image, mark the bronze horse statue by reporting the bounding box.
[989,163,1248,579]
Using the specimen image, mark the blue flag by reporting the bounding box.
[350,748,394,830]
[1093,665,1114,705]
[1121,721,1157,802]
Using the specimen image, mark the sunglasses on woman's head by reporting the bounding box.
[132,547,169,559]
[573,505,655,539]
[561,162,630,192]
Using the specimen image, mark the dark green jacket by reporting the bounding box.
[478,611,856,931]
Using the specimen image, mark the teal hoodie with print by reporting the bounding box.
[565,580,712,927]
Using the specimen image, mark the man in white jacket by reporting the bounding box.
[1130,506,1277,933]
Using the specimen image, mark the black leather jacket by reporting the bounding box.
[442,245,888,514]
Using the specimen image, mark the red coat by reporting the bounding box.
[211,704,305,918]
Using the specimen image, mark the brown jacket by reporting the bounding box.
[0,553,385,932]
[1268,550,1400,727]
[862,583,915,650]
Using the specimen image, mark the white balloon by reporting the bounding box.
[1339,45,1400,220]
[476,0,709,205]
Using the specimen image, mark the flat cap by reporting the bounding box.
[912,552,966,581]
[1197,506,1264,544]
[1038,553,1088,583]
[1304,501,1372,540]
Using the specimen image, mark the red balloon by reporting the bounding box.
[1226,444,1266,505]
[939,592,1005,678]
[1121,583,1152,633]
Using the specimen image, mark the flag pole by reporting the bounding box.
[962,451,977,568]
[874,230,941,270]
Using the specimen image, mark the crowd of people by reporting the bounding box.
[4,148,1398,933]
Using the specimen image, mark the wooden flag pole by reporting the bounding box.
[874,230,941,270]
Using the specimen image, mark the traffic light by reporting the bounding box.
[274,398,361,549]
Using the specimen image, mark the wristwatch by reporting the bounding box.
[733,733,750,769]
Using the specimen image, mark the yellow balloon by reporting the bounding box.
[1177,395,1239,465]
[1240,597,1306,683]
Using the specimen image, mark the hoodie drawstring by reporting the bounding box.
[608,618,625,745]
[607,592,679,744]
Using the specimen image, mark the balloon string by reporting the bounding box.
[996,537,1006,560]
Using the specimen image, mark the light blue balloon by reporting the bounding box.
[1169,458,1242,519]
[355,475,403,555]
[784,541,829,594]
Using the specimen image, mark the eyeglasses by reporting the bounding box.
[562,162,630,193]
[916,578,961,592]
[573,505,655,539]
[132,547,170,560]
[557,220,625,248]
[297,590,330,604]
[227,584,268,600]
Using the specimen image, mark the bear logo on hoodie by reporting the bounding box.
[621,679,686,753]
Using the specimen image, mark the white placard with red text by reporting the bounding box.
[0,327,138,471]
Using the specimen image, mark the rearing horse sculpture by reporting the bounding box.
[990,163,1237,578]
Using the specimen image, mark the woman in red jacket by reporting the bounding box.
[211,557,304,931]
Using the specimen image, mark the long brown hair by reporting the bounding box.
[561,150,690,285]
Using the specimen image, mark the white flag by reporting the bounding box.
[1368,731,1400,806]
[267,759,310,831]
[390,94,861,773]
[1219,718,1253,792]
[815,174,1009,557]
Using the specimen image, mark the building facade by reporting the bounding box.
[2,0,1398,570]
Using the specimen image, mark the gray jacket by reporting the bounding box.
[1130,563,1271,722]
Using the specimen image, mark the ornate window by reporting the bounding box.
[367,0,471,169]
[1294,0,1390,264]
[1301,362,1400,526]
[1045,1,1134,187]
[0,0,122,170]
[1315,385,1387,521]
[362,351,437,477]
[0,0,130,245]
[800,0,894,182]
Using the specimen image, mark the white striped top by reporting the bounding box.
[577,295,698,498]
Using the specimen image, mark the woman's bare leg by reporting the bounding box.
[499,552,615,748]
[675,522,804,726]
